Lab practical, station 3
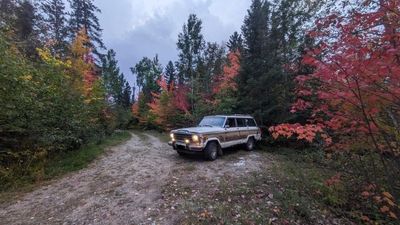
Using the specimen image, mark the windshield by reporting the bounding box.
[199,116,225,127]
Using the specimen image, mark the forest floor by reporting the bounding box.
[0,131,354,225]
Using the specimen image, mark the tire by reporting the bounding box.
[204,141,218,161]
[245,137,255,151]
[177,151,186,157]
[217,145,223,157]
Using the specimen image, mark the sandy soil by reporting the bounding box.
[0,132,267,225]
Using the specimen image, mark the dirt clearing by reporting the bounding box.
[0,132,349,225]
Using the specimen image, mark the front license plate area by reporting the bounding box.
[176,141,186,147]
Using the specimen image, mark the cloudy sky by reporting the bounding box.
[95,0,251,85]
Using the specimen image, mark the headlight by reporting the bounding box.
[192,134,199,142]
[170,133,174,139]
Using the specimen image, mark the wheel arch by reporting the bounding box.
[204,138,222,148]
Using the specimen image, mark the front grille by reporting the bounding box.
[175,133,192,141]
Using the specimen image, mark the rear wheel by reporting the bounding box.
[204,142,218,161]
[245,137,255,151]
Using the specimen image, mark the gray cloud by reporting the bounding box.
[96,0,250,86]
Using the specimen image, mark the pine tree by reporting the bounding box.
[40,0,68,57]
[0,0,17,30]
[176,14,205,85]
[165,61,176,88]
[102,49,124,105]
[237,0,320,125]
[227,31,243,53]
[68,0,104,55]
[14,0,41,58]
[121,80,132,109]
[176,14,205,116]
[198,42,225,94]
[238,0,270,123]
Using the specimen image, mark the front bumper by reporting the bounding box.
[168,141,204,152]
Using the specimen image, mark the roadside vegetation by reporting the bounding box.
[0,131,131,202]
[0,0,134,191]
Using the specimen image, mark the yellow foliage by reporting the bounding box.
[37,48,72,68]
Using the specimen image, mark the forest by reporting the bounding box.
[0,0,399,223]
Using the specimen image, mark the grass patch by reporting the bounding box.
[262,147,399,224]
[44,131,131,178]
[0,131,131,203]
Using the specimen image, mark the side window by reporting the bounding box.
[237,118,246,127]
[247,119,257,127]
[226,118,237,128]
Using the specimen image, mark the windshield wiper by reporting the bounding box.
[200,124,213,127]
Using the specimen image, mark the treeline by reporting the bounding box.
[0,0,133,187]
[131,0,322,130]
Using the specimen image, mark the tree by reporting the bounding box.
[69,28,91,93]
[212,51,240,114]
[176,14,205,88]
[102,49,124,104]
[165,60,176,88]
[148,77,176,130]
[14,0,41,58]
[69,0,104,55]
[40,0,69,57]
[130,55,162,126]
[238,0,321,125]
[0,0,17,30]
[199,42,226,94]
[121,80,132,109]
[270,1,400,215]
[131,55,162,97]
[227,31,243,53]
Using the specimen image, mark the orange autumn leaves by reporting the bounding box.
[269,123,332,144]
[213,51,240,93]
[137,51,240,130]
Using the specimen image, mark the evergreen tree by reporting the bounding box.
[102,49,126,106]
[0,0,17,30]
[227,31,243,53]
[165,61,176,88]
[14,0,41,58]
[176,14,205,115]
[131,55,162,102]
[176,14,205,85]
[121,80,132,108]
[238,0,320,125]
[238,0,270,123]
[198,42,225,94]
[40,0,69,57]
[68,0,104,55]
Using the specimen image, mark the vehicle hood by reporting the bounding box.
[172,126,224,134]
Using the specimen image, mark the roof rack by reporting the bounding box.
[213,114,253,117]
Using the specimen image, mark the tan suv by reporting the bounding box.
[168,115,262,160]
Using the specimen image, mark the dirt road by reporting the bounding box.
[0,132,268,225]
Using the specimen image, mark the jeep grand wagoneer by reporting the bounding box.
[168,115,261,160]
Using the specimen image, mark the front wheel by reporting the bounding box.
[177,151,186,157]
[245,137,255,151]
[204,142,218,161]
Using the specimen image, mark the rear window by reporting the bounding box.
[246,118,257,127]
[226,118,237,127]
[236,118,246,127]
